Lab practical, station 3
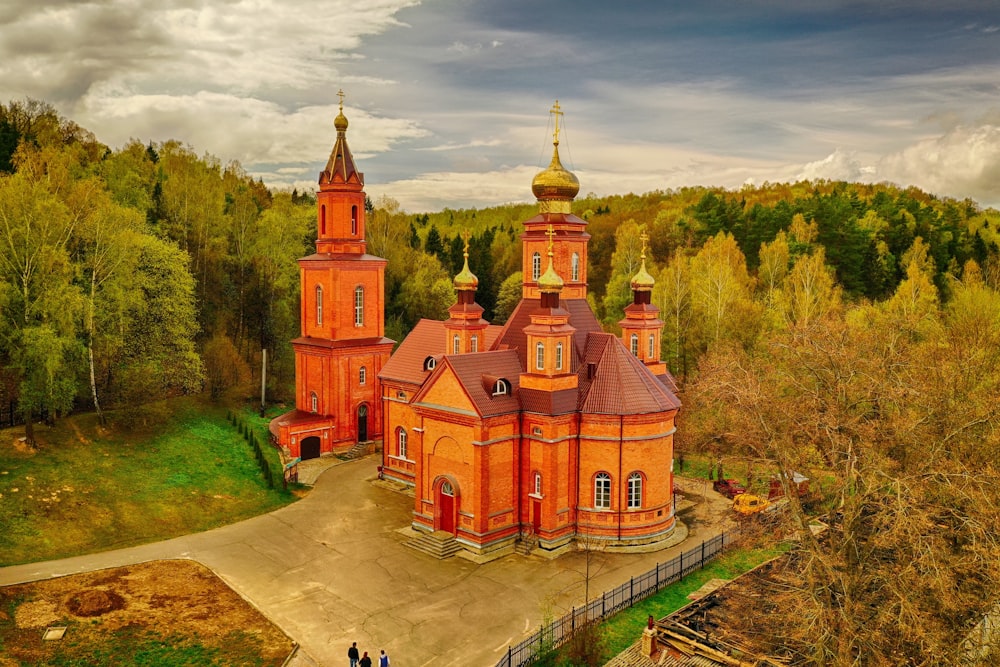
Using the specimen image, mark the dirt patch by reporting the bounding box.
[0,559,294,666]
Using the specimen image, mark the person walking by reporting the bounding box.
[359,651,373,667]
[379,649,390,667]
[348,642,360,667]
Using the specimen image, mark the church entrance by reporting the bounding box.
[301,436,321,460]
[532,499,542,533]
[437,480,456,534]
[357,404,368,442]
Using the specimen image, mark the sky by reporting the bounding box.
[3,0,1000,212]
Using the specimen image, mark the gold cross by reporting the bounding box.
[337,89,345,111]
[639,230,649,259]
[546,224,556,256]
[550,100,563,145]
[461,229,471,255]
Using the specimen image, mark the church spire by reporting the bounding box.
[320,89,362,186]
[531,101,580,214]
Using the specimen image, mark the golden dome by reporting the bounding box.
[537,224,564,293]
[454,234,479,290]
[531,101,579,202]
[631,231,655,291]
[334,88,349,132]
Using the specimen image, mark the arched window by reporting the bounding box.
[532,252,541,280]
[648,334,655,360]
[535,342,545,370]
[534,472,542,496]
[471,335,478,352]
[354,286,364,326]
[628,472,643,509]
[315,285,323,326]
[320,205,326,236]
[630,333,639,356]
[359,366,367,385]
[351,205,358,235]
[594,472,611,509]
[424,356,437,371]
[571,252,580,281]
[492,379,509,396]
[310,391,318,413]
[397,428,407,459]
[453,334,460,355]
[555,342,564,370]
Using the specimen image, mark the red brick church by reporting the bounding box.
[272,99,681,556]
[380,104,682,556]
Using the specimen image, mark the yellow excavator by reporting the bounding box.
[732,493,771,516]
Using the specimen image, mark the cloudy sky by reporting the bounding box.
[3,1,1000,212]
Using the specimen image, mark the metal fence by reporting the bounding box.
[0,402,23,428]
[495,529,738,667]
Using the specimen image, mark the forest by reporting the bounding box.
[3,97,1000,661]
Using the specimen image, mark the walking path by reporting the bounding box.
[0,457,734,667]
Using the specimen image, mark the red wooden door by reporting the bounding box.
[532,499,542,533]
[438,482,455,534]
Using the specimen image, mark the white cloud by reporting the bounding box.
[796,149,874,182]
[878,122,1000,206]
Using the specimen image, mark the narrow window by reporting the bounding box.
[359,366,367,385]
[534,472,542,496]
[310,391,318,413]
[628,472,643,509]
[571,252,580,281]
[354,286,364,326]
[595,473,611,509]
[453,334,460,355]
[320,205,326,235]
[532,252,541,280]
[351,205,358,235]
[630,333,639,356]
[471,335,478,352]
[555,342,563,370]
[397,428,407,459]
[315,285,323,326]
[648,334,655,360]
[535,342,545,370]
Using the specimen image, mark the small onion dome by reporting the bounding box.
[631,258,655,291]
[531,144,580,201]
[454,255,479,291]
[537,257,564,293]
[334,109,349,132]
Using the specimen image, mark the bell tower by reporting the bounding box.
[619,231,666,376]
[272,91,395,459]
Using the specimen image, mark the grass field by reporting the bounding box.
[0,398,300,567]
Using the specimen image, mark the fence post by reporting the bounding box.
[630,576,634,604]
[507,646,511,667]
[602,591,606,618]
[701,539,705,566]
[679,550,683,579]
[571,606,575,632]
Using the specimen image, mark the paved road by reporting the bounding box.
[0,457,734,667]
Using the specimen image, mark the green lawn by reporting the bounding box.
[0,398,300,566]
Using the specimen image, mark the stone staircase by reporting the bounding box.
[339,440,373,460]
[404,530,463,559]
[514,534,538,557]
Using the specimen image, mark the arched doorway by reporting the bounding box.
[301,436,321,460]
[436,479,457,534]
[357,404,368,442]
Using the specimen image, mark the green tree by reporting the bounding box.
[494,271,523,324]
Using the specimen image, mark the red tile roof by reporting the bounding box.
[379,319,502,385]
[577,333,681,415]
[493,297,604,369]
[439,350,522,417]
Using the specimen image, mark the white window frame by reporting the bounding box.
[453,334,460,355]
[630,333,639,356]
[595,472,611,509]
[315,285,323,326]
[628,472,643,509]
[648,334,655,360]
[354,286,364,327]
[571,252,580,281]
[397,428,407,459]
[310,391,318,413]
[534,472,542,496]
[471,335,478,352]
[555,342,563,370]
[535,342,545,370]
[359,366,366,385]
[493,380,508,396]
[532,252,541,280]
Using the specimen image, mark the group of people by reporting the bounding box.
[348,642,390,667]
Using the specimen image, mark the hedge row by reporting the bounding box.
[227,410,285,489]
